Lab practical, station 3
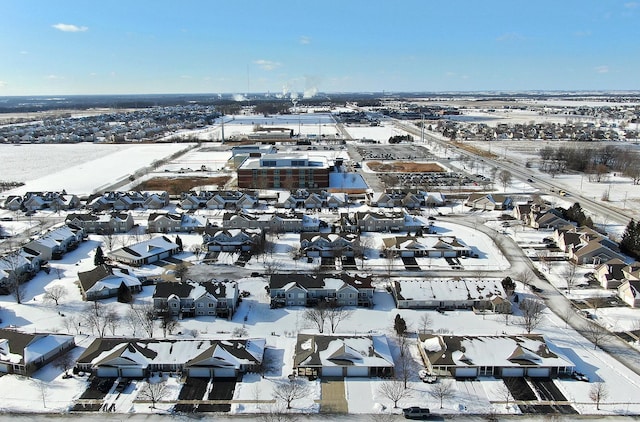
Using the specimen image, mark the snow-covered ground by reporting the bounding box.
[2,115,640,416]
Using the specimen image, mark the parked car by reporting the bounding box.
[403,406,431,419]
[571,371,589,382]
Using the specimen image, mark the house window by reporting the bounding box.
[208,303,214,307]
[298,293,305,298]
[197,303,203,307]
[171,303,177,307]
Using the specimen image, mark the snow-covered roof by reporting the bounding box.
[419,334,574,369]
[294,334,394,369]
[77,338,265,370]
[394,279,507,302]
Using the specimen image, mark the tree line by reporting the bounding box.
[539,145,640,184]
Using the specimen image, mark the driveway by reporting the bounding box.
[318,378,348,414]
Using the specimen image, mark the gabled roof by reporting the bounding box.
[294,334,393,369]
[0,328,73,366]
[418,334,574,369]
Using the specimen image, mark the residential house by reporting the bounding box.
[269,273,374,308]
[618,280,640,308]
[340,210,424,233]
[75,337,265,378]
[152,280,239,318]
[382,235,473,258]
[293,334,394,378]
[23,224,84,260]
[300,232,359,258]
[391,279,512,313]
[202,227,262,252]
[108,236,180,266]
[222,211,320,233]
[0,328,75,376]
[66,212,134,234]
[206,191,257,210]
[22,191,80,211]
[3,195,23,211]
[595,258,629,289]
[0,249,42,292]
[77,264,142,301]
[417,334,575,379]
[147,212,207,233]
[280,190,345,210]
[465,193,512,211]
[142,191,170,209]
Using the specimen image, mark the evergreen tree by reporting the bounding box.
[394,314,407,336]
[94,246,105,266]
[175,235,183,252]
[117,282,132,303]
[621,219,639,258]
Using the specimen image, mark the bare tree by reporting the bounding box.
[563,261,578,293]
[139,380,169,409]
[82,302,118,337]
[159,308,179,338]
[7,277,27,304]
[272,379,311,409]
[55,352,75,377]
[396,342,418,388]
[519,298,545,334]
[589,382,609,410]
[106,310,120,336]
[517,269,536,289]
[127,304,156,337]
[44,285,68,306]
[3,253,27,304]
[303,304,329,333]
[494,381,514,409]
[173,263,189,281]
[429,379,455,409]
[32,379,49,408]
[498,170,512,192]
[377,380,412,408]
[418,313,433,334]
[190,244,203,262]
[581,323,610,350]
[62,314,81,335]
[327,305,354,334]
[259,402,300,422]
[101,227,118,251]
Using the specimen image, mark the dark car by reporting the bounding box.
[403,406,431,419]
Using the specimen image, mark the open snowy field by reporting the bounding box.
[0,143,193,197]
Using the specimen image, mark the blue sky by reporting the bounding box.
[1,0,639,95]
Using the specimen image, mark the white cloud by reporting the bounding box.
[595,65,610,74]
[46,74,62,80]
[52,23,88,32]
[254,59,281,71]
[625,2,639,8]
[299,36,311,45]
[0,80,7,88]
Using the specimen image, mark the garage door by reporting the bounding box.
[443,251,457,258]
[455,367,478,378]
[527,368,551,378]
[501,368,525,377]
[322,366,343,377]
[307,251,320,257]
[213,368,236,378]
[121,368,144,378]
[160,252,170,259]
[188,367,211,378]
[0,363,9,373]
[346,366,369,377]
[97,367,118,378]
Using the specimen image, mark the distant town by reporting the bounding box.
[1,92,640,419]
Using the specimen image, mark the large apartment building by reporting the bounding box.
[237,153,330,189]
